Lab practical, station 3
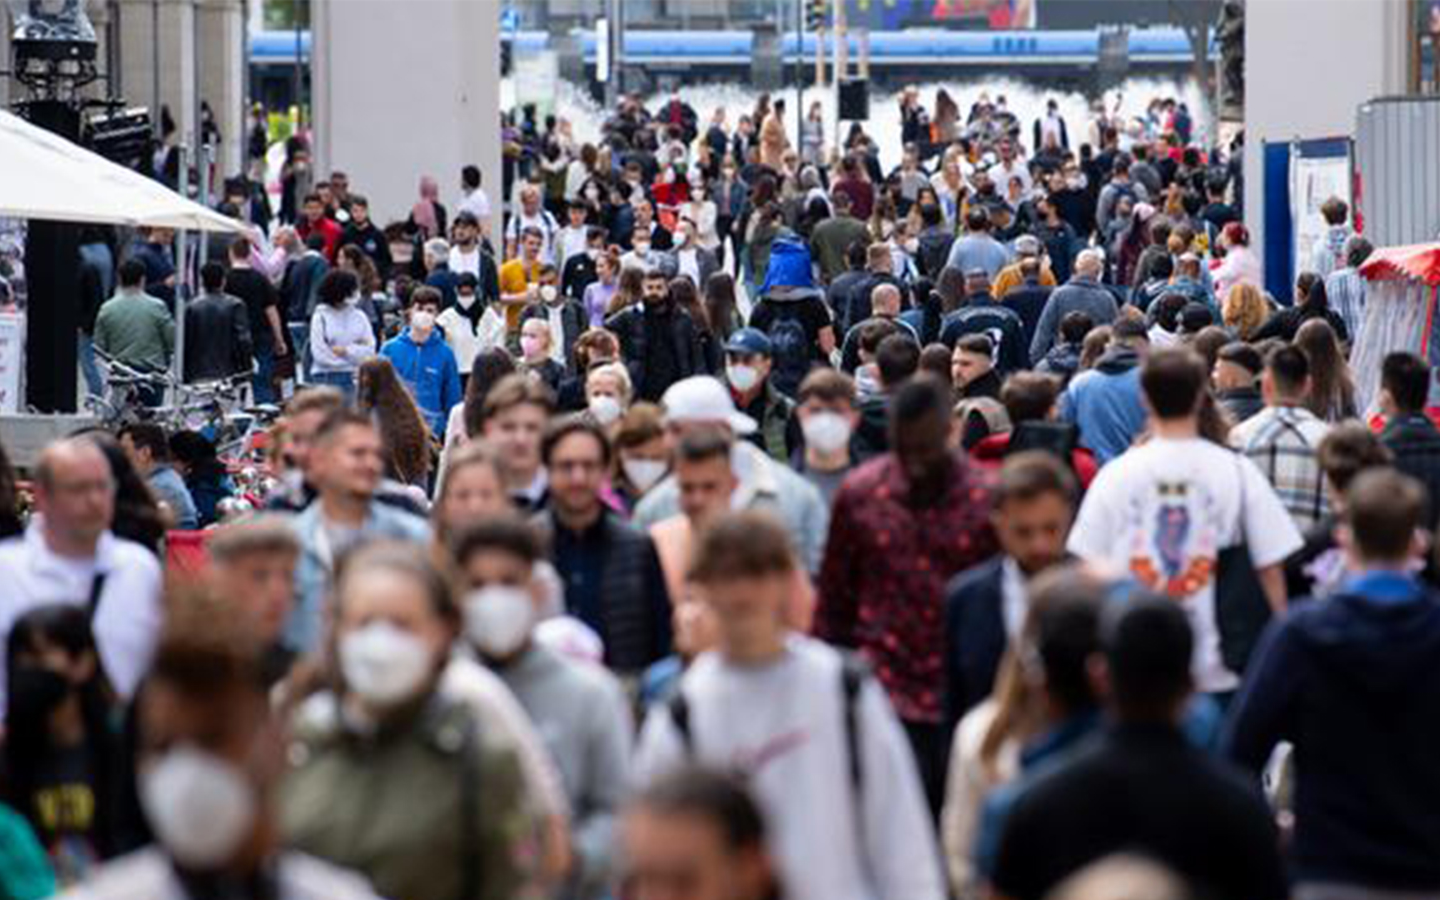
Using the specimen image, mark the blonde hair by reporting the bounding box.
[1222,283,1269,340]
[587,361,634,406]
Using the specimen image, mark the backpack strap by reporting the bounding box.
[839,651,868,794]
[87,572,108,623]
[667,687,694,756]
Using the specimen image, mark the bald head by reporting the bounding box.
[35,438,115,552]
[1075,249,1105,278]
[872,284,902,318]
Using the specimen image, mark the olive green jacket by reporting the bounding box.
[281,692,542,900]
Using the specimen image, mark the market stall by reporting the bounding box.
[1350,242,1440,414]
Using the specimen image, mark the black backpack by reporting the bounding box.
[758,297,817,398]
[667,652,870,794]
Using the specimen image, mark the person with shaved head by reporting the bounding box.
[0,437,163,716]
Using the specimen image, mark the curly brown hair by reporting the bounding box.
[356,357,433,487]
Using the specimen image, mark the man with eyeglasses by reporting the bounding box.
[0,437,163,717]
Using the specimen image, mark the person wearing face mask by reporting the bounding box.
[452,516,633,900]
[520,267,587,377]
[585,362,633,435]
[793,369,860,508]
[673,219,719,291]
[52,596,385,900]
[281,542,540,900]
[519,319,565,394]
[621,225,666,276]
[614,403,671,512]
[2,606,127,886]
[722,329,798,464]
[380,286,462,441]
[436,272,508,394]
[308,269,375,401]
[536,418,673,677]
[284,411,430,655]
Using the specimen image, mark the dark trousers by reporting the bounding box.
[902,718,950,821]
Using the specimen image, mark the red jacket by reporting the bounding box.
[970,432,1099,489]
[298,216,343,263]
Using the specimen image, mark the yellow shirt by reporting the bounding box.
[993,261,1057,298]
[498,258,540,332]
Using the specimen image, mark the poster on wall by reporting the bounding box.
[0,312,23,414]
[1290,138,1353,281]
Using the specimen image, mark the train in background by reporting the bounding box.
[248,26,1213,113]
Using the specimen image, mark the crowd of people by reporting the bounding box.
[0,81,1437,900]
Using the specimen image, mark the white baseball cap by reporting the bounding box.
[661,376,757,435]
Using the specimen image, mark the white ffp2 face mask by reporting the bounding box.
[726,364,761,393]
[622,458,668,494]
[338,621,434,708]
[589,395,623,426]
[801,411,854,455]
[464,586,535,659]
[140,746,256,871]
[410,310,436,331]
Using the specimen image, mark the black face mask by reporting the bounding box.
[8,666,71,722]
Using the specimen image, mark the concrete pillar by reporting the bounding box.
[313,0,503,236]
[196,0,245,175]
[115,0,196,142]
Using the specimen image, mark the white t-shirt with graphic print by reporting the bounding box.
[1068,436,1303,693]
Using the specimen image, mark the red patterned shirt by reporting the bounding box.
[815,452,998,724]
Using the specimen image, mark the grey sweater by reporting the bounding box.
[495,643,633,900]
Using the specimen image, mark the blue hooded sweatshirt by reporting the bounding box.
[1224,573,1440,891]
[381,327,462,439]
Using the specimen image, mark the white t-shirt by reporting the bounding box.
[0,523,163,716]
[448,245,482,281]
[634,635,945,900]
[1067,437,1303,692]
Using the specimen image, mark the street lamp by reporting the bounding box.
[6,0,98,102]
[7,0,100,413]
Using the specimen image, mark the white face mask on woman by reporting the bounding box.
[140,746,257,871]
[588,394,623,426]
[338,620,434,709]
[801,411,854,455]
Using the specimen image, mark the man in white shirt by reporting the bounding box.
[554,200,593,275]
[634,511,945,900]
[1068,348,1302,695]
[504,184,560,263]
[458,164,492,234]
[0,437,163,716]
[447,211,485,280]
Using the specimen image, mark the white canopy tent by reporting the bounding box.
[0,107,247,409]
[0,107,244,232]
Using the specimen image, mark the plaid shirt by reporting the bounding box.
[815,453,997,724]
[1233,405,1332,531]
[1325,267,1367,341]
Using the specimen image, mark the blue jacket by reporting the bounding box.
[1225,573,1440,891]
[1060,348,1145,465]
[285,500,431,653]
[381,328,462,439]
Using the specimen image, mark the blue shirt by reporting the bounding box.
[148,465,198,530]
[381,328,463,438]
[1061,353,1146,465]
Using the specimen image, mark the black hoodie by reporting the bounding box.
[1224,575,1440,890]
